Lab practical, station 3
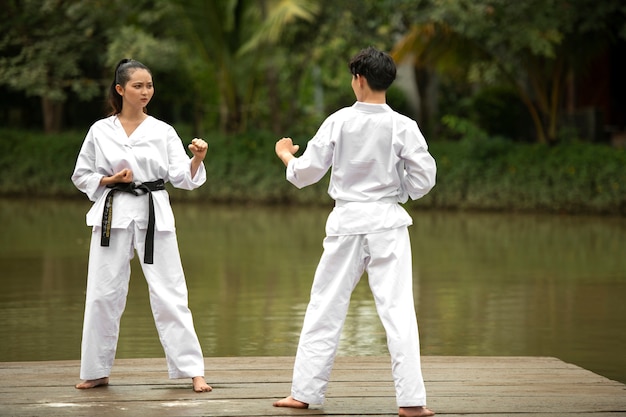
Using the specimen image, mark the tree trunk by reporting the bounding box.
[414,68,439,137]
[515,82,547,144]
[266,65,281,133]
[221,96,243,134]
[41,97,64,134]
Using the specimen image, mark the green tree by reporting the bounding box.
[0,0,182,133]
[264,0,417,130]
[0,0,107,133]
[170,0,319,134]
[392,0,626,143]
[169,0,412,135]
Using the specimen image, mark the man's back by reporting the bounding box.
[330,102,413,202]
[286,102,435,205]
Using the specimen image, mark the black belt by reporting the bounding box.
[101,179,165,264]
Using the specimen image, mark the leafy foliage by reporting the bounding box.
[391,0,626,143]
[1,0,624,161]
[430,137,626,214]
[0,0,105,102]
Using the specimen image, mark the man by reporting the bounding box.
[273,46,436,417]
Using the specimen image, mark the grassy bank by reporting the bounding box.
[1,128,624,215]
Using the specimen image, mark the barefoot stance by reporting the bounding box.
[399,406,435,417]
[273,396,309,409]
[192,376,212,392]
[75,377,109,389]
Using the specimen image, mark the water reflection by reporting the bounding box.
[0,198,624,385]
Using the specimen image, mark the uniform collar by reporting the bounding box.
[352,101,391,113]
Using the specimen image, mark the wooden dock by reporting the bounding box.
[0,356,624,416]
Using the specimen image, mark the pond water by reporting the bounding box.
[0,198,625,385]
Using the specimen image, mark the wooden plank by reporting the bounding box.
[0,356,624,416]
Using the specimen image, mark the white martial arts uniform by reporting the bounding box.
[71,115,206,380]
[284,102,436,407]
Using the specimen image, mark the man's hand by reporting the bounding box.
[275,137,299,166]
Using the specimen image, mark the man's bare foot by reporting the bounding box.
[75,377,109,389]
[192,376,212,392]
[399,406,435,417]
[273,395,309,408]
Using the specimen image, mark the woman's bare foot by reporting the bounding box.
[273,395,309,408]
[192,376,212,392]
[399,406,435,417]
[75,377,109,389]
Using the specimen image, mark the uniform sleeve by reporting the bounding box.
[400,121,437,200]
[166,126,206,190]
[286,119,334,189]
[71,128,105,202]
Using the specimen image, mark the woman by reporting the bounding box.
[71,59,211,392]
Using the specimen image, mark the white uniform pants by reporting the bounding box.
[291,226,427,407]
[79,223,205,380]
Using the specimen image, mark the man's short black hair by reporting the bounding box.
[348,46,397,91]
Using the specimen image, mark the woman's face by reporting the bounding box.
[116,68,154,112]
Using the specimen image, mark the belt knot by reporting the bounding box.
[100,179,165,264]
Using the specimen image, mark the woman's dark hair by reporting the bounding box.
[107,59,152,115]
[348,46,396,91]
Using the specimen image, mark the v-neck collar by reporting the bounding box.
[115,115,150,139]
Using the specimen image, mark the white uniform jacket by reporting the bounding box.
[71,115,206,232]
[286,102,436,236]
